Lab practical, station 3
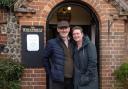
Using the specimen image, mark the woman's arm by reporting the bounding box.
[80,42,97,85]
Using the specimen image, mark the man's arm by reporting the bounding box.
[43,40,52,74]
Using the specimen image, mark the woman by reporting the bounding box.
[72,26,98,89]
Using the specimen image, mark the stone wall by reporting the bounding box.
[0,12,21,62]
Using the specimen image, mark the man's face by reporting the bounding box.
[72,29,83,42]
[57,27,70,38]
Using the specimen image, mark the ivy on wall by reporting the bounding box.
[0,0,17,8]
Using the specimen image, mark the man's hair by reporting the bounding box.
[57,20,69,28]
[72,26,83,33]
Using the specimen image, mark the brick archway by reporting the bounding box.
[41,0,101,24]
[45,0,101,88]
[41,0,105,24]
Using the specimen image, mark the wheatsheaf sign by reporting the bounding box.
[21,25,44,68]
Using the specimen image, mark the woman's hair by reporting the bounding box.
[72,26,83,33]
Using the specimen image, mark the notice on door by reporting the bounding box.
[27,34,39,51]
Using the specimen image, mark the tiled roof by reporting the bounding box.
[106,0,128,16]
[109,0,128,11]
[121,0,128,11]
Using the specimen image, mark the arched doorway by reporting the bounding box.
[46,0,100,89]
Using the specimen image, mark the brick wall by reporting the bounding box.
[0,9,7,24]
[21,68,46,89]
[0,9,7,44]
[0,0,127,89]
[100,20,126,89]
[0,9,7,59]
[0,34,7,44]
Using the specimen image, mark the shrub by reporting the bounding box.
[0,59,24,89]
[114,63,128,88]
[0,0,16,8]
[115,63,128,82]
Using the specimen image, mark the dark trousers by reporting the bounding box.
[49,77,73,89]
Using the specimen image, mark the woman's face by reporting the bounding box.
[72,29,83,42]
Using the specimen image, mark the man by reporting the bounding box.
[43,21,74,89]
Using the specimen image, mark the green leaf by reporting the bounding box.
[114,63,128,82]
[0,59,24,89]
[0,0,17,8]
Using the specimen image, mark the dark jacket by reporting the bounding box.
[73,36,98,89]
[43,36,72,82]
